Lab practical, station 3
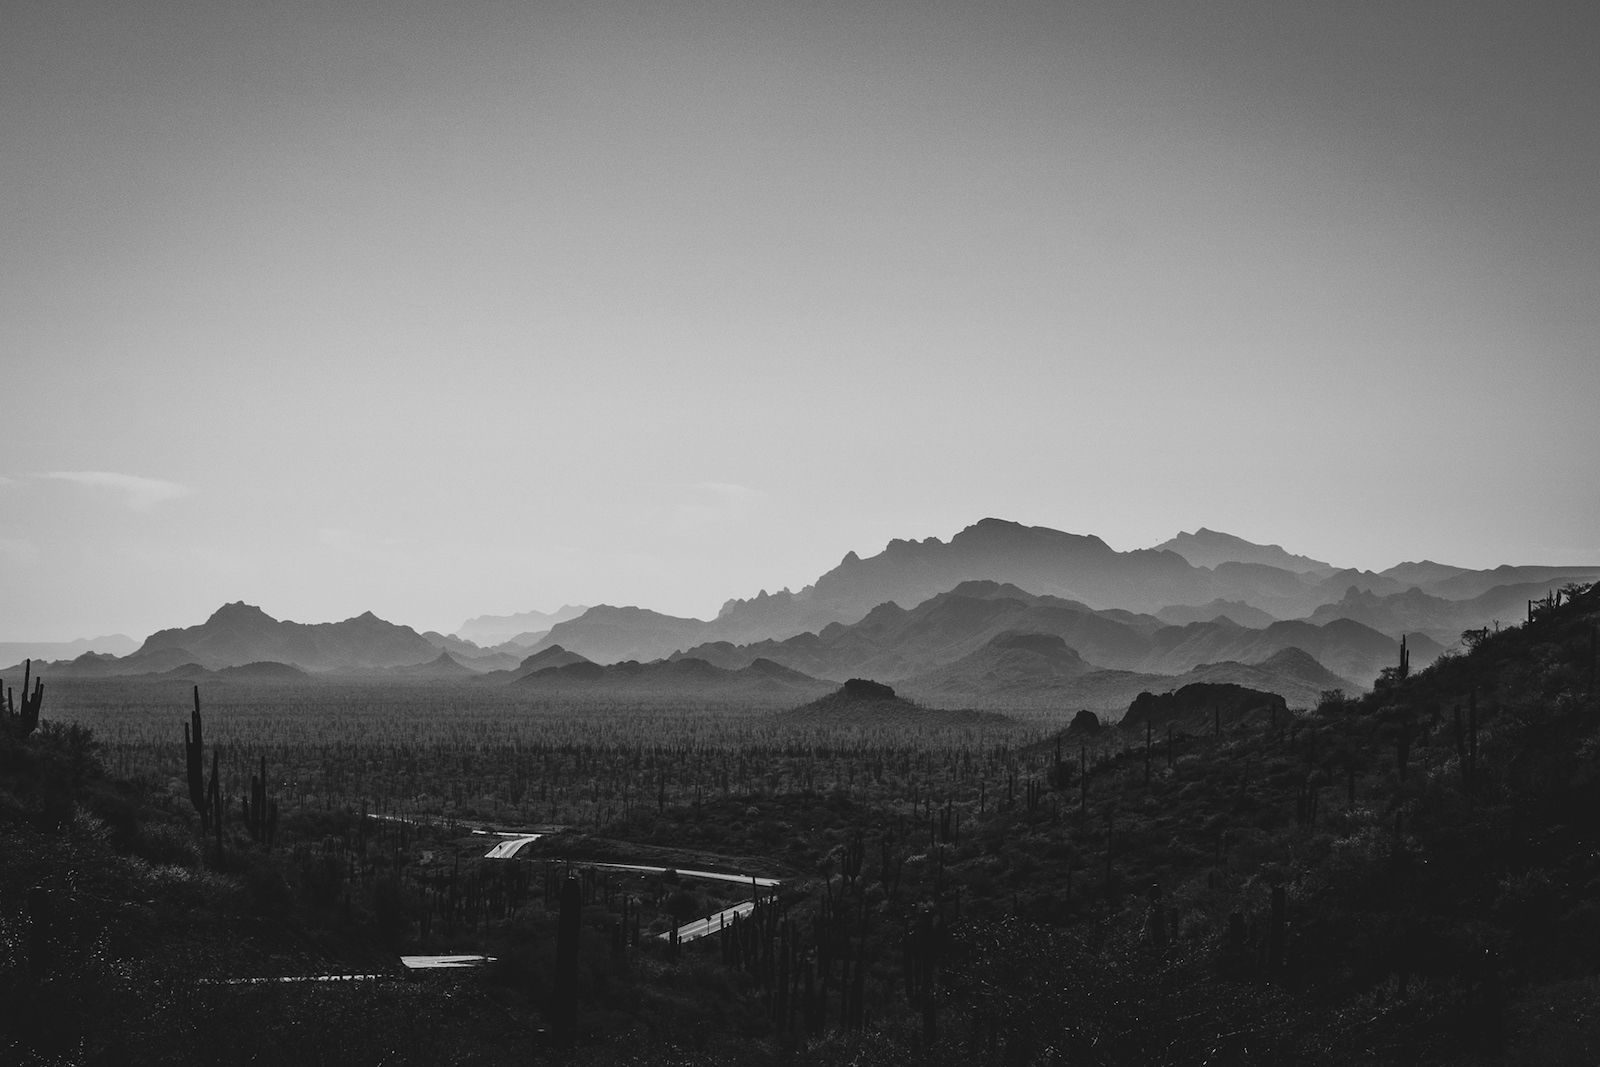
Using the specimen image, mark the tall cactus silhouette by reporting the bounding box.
[1268,885,1287,982]
[242,754,279,847]
[552,873,582,1039]
[2,659,44,738]
[27,885,51,979]
[183,686,222,838]
[184,686,208,829]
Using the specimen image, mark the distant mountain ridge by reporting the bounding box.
[134,602,440,672]
[13,520,1595,711]
[668,581,1407,700]
[0,636,139,665]
[897,633,1357,713]
[529,519,1600,665]
[510,655,834,704]
[455,605,588,646]
[1155,528,1333,575]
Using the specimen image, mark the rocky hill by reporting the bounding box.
[509,655,834,704]
[777,678,1013,730]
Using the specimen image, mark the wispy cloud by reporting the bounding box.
[667,483,760,534]
[44,471,192,510]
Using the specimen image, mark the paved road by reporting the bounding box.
[658,901,757,944]
[200,973,393,984]
[585,861,780,888]
[401,954,495,970]
[480,833,542,858]
[199,955,495,984]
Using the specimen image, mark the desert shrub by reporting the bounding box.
[132,820,203,867]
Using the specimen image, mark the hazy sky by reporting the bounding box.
[4,0,1598,641]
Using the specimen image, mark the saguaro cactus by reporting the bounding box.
[1104,809,1116,905]
[1267,885,1287,982]
[1080,744,1089,814]
[908,906,940,1043]
[1147,883,1167,947]
[242,754,279,847]
[28,885,50,979]
[2,659,45,738]
[552,874,582,1038]
[184,687,209,830]
[1144,720,1152,783]
[1467,690,1479,799]
[843,831,865,886]
[1396,717,1415,782]
[209,748,221,852]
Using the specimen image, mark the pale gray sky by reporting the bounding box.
[4,0,1598,640]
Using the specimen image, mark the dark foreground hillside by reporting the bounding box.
[3,582,1599,1064]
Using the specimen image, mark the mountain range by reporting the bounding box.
[1153,528,1333,575]
[12,520,1597,712]
[508,655,834,703]
[454,605,590,647]
[662,581,1387,699]
[20,603,519,679]
[0,635,139,665]
[524,520,1599,664]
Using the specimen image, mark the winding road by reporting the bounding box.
[659,900,757,944]
[454,822,789,947]
[582,861,779,888]
[477,831,543,858]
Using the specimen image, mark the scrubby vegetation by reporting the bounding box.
[4,583,1599,1064]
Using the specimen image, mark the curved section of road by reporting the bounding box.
[585,861,779,888]
[481,833,542,858]
[659,901,757,944]
[401,954,496,970]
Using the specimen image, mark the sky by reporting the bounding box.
[3,0,1598,641]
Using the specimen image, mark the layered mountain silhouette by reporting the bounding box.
[895,629,1358,711]
[1303,578,1600,643]
[896,631,1091,699]
[515,644,593,673]
[454,604,589,647]
[14,519,1595,712]
[25,603,465,676]
[127,602,437,672]
[0,635,138,665]
[1154,600,1277,628]
[343,651,481,679]
[665,582,1404,698]
[1154,529,1333,575]
[420,631,522,671]
[132,660,318,684]
[528,519,1600,665]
